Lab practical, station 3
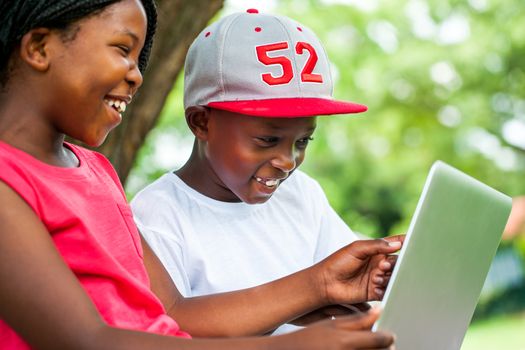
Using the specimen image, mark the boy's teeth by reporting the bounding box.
[255,177,279,187]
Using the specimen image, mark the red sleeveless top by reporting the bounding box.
[0,141,190,349]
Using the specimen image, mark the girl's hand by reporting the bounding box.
[503,196,525,239]
[290,303,370,326]
[273,308,395,350]
[314,235,405,305]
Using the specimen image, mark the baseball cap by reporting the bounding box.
[183,8,367,118]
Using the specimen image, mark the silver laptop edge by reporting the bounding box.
[372,161,512,350]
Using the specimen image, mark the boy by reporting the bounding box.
[132,9,387,334]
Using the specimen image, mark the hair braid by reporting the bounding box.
[137,0,157,73]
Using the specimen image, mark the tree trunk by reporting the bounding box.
[98,0,224,183]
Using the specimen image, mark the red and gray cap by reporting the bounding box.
[183,8,367,118]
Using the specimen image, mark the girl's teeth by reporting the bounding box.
[104,99,127,113]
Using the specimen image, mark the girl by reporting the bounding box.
[0,1,397,349]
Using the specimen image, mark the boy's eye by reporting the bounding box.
[296,136,314,149]
[255,136,279,147]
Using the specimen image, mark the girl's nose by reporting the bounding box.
[126,62,143,92]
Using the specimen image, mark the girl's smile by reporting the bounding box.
[104,94,133,125]
[104,96,131,114]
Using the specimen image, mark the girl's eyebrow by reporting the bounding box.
[116,29,140,43]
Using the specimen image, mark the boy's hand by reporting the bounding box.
[314,235,404,305]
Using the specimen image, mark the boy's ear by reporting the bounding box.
[19,28,53,72]
[185,106,211,141]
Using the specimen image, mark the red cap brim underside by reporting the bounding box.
[207,97,367,118]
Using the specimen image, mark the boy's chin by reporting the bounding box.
[243,194,274,205]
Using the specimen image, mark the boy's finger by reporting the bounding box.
[348,239,402,260]
[385,254,398,266]
[373,287,385,299]
[378,255,399,272]
[372,273,391,287]
[382,275,391,286]
[383,234,405,244]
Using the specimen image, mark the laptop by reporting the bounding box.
[372,161,512,350]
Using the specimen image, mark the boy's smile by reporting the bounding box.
[254,176,283,188]
[252,174,288,198]
[178,108,317,204]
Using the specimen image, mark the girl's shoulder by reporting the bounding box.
[65,142,122,188]
[65,142,110,166]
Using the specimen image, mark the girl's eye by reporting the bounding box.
[116,45,131,55]
[296,136,314,149]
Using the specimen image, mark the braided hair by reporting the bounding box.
[0,0,157,86]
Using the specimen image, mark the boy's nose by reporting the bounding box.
[271,150,297,173]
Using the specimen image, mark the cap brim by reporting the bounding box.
[207,97,367,118]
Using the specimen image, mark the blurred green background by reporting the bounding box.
[127,0,525,348]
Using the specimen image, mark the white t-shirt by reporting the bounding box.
[131,170,357,334]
